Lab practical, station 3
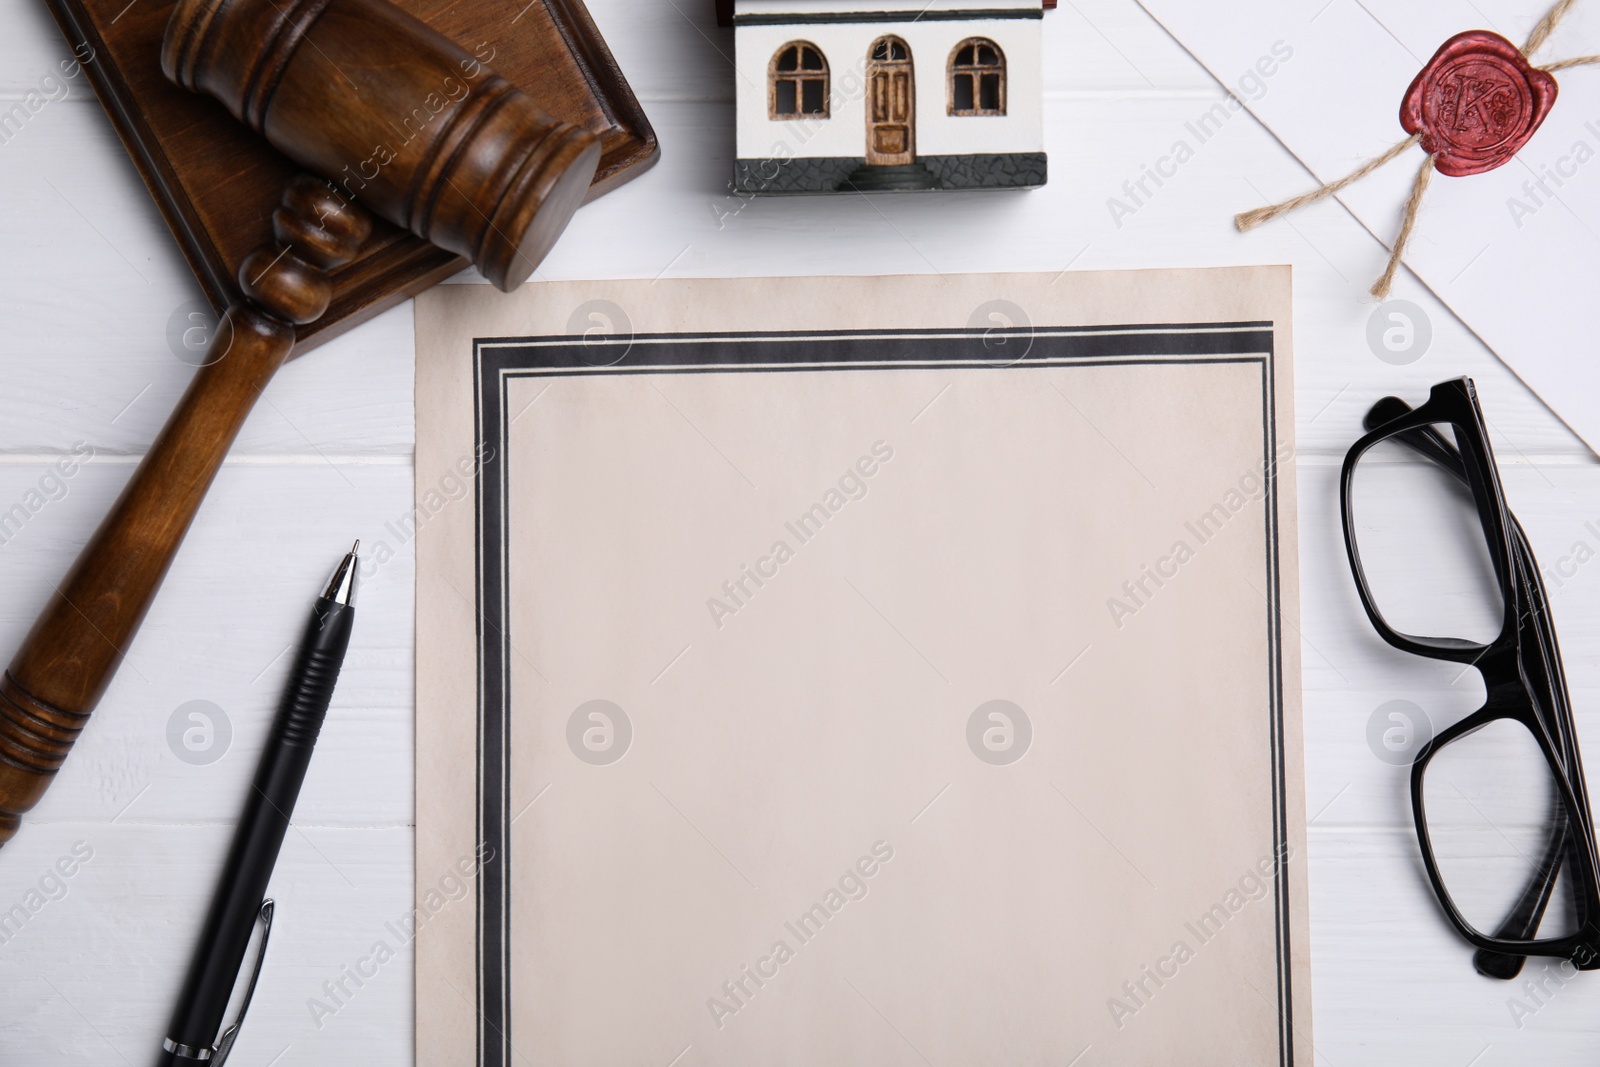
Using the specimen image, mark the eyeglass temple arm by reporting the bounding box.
[1364,395,1470,480]
[1473,821,1568,979]
[1474,529,1593,976]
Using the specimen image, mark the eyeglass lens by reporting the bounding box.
[1348,423,1504,646]
[1421,717,1579,943]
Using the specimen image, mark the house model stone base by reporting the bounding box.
[729,1,1049,194]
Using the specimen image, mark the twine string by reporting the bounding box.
[1371,155,1435,300]
[1543,54,1600,70]
[1526,0,1579,56]
[1234,0,1591,295]
[1234,134,1421,232]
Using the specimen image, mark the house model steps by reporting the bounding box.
[719,0,1052,193]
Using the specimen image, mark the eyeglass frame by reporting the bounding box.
[1338,376,1600,970]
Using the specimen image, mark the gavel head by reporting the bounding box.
[162,0,601,291]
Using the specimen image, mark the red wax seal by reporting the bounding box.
[1401,30,1558,177]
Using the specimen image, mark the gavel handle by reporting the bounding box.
[0,175,368,847]
[0,308,293,842]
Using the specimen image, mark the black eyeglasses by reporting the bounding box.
[1340,376,1600,978]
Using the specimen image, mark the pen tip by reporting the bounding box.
[351,539,360,556]
[322,543,359,606]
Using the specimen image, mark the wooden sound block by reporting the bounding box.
[42,0,658,355]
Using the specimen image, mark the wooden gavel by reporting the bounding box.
[0,0,602,845]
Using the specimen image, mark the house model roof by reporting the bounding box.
[716,0,1054,28]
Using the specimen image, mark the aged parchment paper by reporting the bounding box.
[414,269,1309,1067]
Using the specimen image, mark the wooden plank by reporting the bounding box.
[2,96,1592,456]
[0,822,415,1064]
[1306,830,1600,1064]
[0,462,417,827]
[0,0,1222,101]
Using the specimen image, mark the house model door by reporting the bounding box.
[866,36,914,166]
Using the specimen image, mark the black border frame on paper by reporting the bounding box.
[469,322,1293,1066]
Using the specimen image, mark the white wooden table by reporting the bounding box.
[3,1,1598,1063]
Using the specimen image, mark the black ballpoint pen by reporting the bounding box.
[156,543,360,1067]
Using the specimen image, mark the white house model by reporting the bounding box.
[729,0,1049,193]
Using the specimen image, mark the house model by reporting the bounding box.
[719,0,1051,193]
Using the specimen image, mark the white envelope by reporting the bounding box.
[1137,0,1600,454]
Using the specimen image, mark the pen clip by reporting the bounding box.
[211,898,274,1067]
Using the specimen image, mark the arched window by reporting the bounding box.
[949,38,1005,116]
[770,42,829,119]
[872,37,909,62]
